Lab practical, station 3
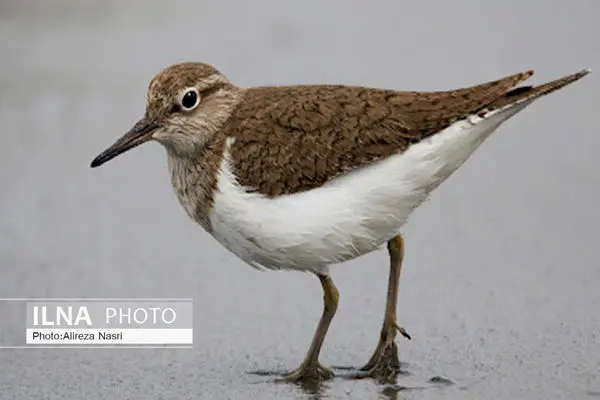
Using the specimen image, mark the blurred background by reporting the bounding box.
[0,1,598,399]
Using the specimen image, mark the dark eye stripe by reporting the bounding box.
[199,82,230,98]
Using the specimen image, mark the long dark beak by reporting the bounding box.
[90,118,159,168]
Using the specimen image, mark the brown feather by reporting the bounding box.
[224,70,538,197]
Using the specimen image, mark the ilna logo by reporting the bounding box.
[32,306,92,326]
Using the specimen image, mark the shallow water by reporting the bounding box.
[1,1,599,399]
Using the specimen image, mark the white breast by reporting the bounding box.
[208,100,534,274]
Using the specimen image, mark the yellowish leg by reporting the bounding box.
[281,274,339,382]
[360,235,410,376]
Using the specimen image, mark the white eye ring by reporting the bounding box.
[179,87,200,111]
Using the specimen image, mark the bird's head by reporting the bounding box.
[91,62,242,168]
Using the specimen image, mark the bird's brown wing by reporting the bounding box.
[224,69,586,197]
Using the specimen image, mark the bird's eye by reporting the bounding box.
[180,88,200,111]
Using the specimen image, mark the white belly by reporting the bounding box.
[209,101,533,273]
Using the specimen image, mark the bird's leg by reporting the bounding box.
[359,235,409,378]
[280,274,338,383]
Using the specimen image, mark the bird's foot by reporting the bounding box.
[354,323,410,382]
[278,361,334,383]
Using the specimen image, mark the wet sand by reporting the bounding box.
[1,1,599,399]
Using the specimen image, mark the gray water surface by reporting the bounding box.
[1,1,599,399]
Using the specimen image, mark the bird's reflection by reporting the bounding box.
[248,366,454,399]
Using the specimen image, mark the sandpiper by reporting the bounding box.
[91,62,589,382]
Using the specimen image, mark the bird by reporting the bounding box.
[90,62,589,382]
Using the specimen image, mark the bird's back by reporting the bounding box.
[223,70,541,197]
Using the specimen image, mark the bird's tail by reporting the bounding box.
[483,68,591,112]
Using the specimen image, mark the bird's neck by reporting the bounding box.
[167,135,228,232]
